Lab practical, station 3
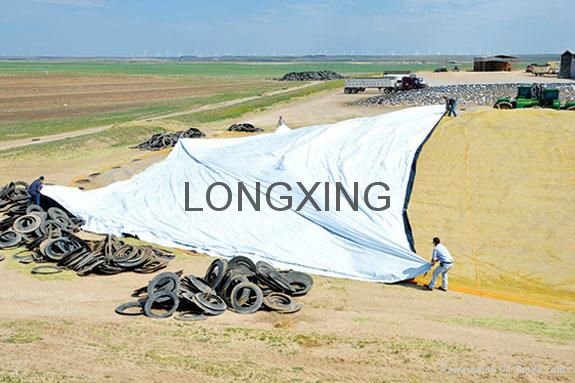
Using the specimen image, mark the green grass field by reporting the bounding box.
[0,61,472,77]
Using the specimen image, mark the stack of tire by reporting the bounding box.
[227,123,263,133]
[279,71,344,81]
[134,128,205,151]
[116,256,313,321]
[0,180,174,275]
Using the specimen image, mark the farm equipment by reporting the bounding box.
[344,75,427,94]
[493,84,575,110]
[526,62,559,76]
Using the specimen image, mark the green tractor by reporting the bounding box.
[493,84,575,110]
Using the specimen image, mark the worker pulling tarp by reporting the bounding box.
[44,105,444,282]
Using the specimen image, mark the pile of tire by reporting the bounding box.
[133,128,205,151]
[116,256,313,321]
[279,71,344,81]
[0,180,174,275]
[227,123,263,133]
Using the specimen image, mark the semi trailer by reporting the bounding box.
[344,74,427,94]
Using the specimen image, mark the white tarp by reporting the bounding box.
[44,105,444,282]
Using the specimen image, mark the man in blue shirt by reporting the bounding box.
[443,96,457,117]
[27,176,45,205]
[425,237,454,292]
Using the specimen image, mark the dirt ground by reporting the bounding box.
[1,250,574,383]
[0,70,574,382]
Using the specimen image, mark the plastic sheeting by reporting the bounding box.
[44,105,444,282]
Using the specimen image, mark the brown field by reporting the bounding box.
[0,74,292,122]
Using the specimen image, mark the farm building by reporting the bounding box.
[559,50,575,79]
[473,55,517,72]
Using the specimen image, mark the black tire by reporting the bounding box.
[31,265,63,275]
[494,101,513,110]
[182,275,212,294]
[115,301,144,316]
[204,259,227,289]
[15,255,35,264]
[566,105,575,111]
[194,293,226,312]
[219,272,249,304]
[191,293,226,316]
[227,256,256,273]
[0,230,22,248]
[256,261,293,292]
[344,88,351,94]
[263,292,303,314]
[143,291,179,319]
[229,282,263,314]
[146,272,181,297]
[174,312,206,321]
[42,237,74,261]
[283,271,313,296]
[47,207,68,221]
[13,214,43,234]
[26,204,45,215]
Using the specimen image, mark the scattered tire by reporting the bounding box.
[229,281,263,314]
[204,259,227,289]
[31,265,63,275]
[115,301,144,316]
[263,292,303,314]
[0,230,22,249]
[174,312,206,321]
[147,272,181,297]
[144,291,180,319]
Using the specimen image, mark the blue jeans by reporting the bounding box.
[448,105,457,117]
[31,193,40,205]
[429,262,453,290]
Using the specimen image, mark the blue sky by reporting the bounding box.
[1,0,573,56]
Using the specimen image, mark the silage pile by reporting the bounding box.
[358,83,575,107]
[408,108,575,311]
